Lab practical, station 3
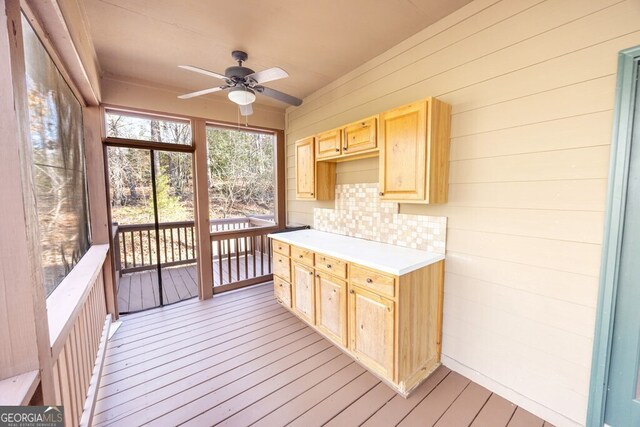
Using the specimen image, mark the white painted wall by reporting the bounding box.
[284,0,640,425]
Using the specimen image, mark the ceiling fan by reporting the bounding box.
[177,50,302,116]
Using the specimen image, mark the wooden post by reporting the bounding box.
[193,119,213,299]
[0,0,55,402]
[275,129,287,229]
[83,106,118,318]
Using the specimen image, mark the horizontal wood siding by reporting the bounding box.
[284,0,640,424]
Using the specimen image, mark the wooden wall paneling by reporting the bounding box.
[193,119,213,299]
[0,0,55,402]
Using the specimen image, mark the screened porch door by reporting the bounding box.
[107,146,198,314]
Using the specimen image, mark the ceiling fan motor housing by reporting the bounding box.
[225,66,255,80]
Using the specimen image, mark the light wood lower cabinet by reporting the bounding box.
[348,285,394,380]
[315,272,347,347]
[292,262,315,324]
[271,239,444,397]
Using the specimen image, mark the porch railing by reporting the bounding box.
[112,216,275,284]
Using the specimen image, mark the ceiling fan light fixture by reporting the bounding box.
[228,87,256,105]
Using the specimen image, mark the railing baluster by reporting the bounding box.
[177,227,182,261]
[190,225,195,259]
[170,228,175,263]
[252,235,257,277]
[227,239,232,284]
[217,240,223,286]
[131,232,136,268]
[147,230,152,265]
[260,235,265,276]
[121,231,127,270]
[267,235,272,273]
[138,230,144,267]
[162,228,167,265]
[244,236,249,280]
[235,238,241,281]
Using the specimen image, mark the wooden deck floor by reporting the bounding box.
[117,253,272,313]
[117,265,199,313]
[97,282,551,427]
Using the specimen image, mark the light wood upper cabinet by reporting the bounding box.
[349,285,395,380]
[292,262,315,324]
[379,98,451,203]
[315,272,347,347]
[295,137,335,201]
[316,128,342,160]
[343,117,377,154]
[295,137,315,199]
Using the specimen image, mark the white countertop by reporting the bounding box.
[268,229,444,276]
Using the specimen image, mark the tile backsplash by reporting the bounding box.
[313,183,447,254]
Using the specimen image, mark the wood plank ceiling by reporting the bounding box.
[82,0,472,109]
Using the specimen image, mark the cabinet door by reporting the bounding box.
[295,137,316,199]
[379,100,427,201]
[292,262,315,324]
[343,117,377,154]
[315,272,347,346]
[316,128,342,159]
[349,285,395,380]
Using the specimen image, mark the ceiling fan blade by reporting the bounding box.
[246,67,289,84]
[179,65,227,80]
[239,103,253,116]
[255,86,302,106]
[178,86,228,99]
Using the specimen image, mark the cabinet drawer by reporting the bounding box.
[291,246,314,267]
[274,276,291,308]
[273,253,291,282]
[272,240,290,256]
[315,253,347,279]
[350,265,395,298]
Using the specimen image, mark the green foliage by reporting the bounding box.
[106,114,275,226]
[207,127,275,219]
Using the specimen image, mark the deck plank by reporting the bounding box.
[101,310,292,383]
[93,324,314,425]
[471,393,518,427]
[435,381,492,426]
[112,341,336,426]
[139,271,156,310]
[97,283,551,427]
[362,365,451,427]
[185,350,349,426]
[318,379,395,427]
[508,407,545,427]
[398,371,471,426]
[249,361,366,427]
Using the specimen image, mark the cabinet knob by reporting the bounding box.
[366,278,373,283]
[299,254,303,258]
[309,271,313,275]
[335,148,339,152]
[349,289,355,294]
[343,146,348,151]
[327,264,332,269]
[379,192,384,196]
[316,274,320,278]
[310,192,314,196]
